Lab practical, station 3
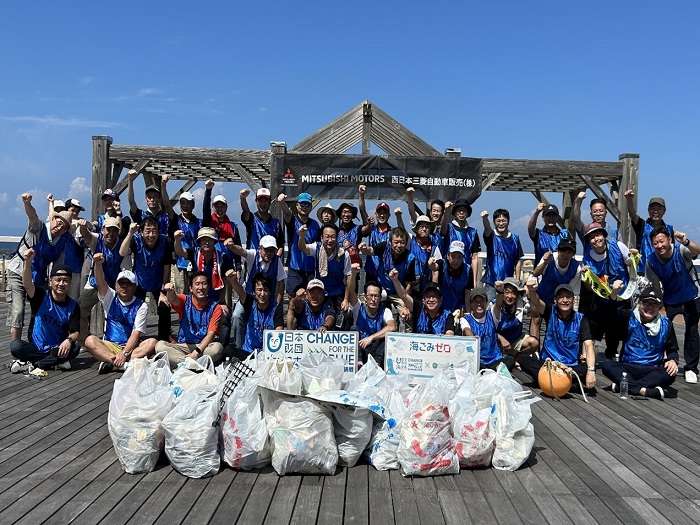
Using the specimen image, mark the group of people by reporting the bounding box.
[6,172,699,400]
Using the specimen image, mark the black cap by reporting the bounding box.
[451,198,472,217]
[145,184,161,194]
[543,204,559,216]
[554,284,574,296]
[423,282,442,296]
[470,288,488,300]
[639,287,662,303]
[50,264,72,278]
[557,237,577,252]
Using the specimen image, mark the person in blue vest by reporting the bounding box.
[579,222,634,359]
[286,279,337,331]
[531,237,581,305]
[359,227,418,332]
[52,197,88,302]
[439,198,480,287]
[517,281,597,391]
[391,276,455,336]
[572,191,618,244]
[174,227,234,304]
[298,223,352,321]
[527,202,568,267]
[492,277,540,358]
[83,253,157,374]
[601,286,679,399]
[126,169,169,234]
[405,186,445,228]
[224,270,284,360]
[240,187,284,255]
[316,203,337,227]
[429,240,472,314]
[408,215,442,296]
[162,180,201,293]
[348,263,396,368]
[77,216,124,343]
[277,192,320,298]
[645,225,700,383]
[157,273,224,368]
[460,288,514,371]
[94,188,129,236]
[6,193,72,343]
[227,234,286,348]
[359,184,394,283]
[624,190,674,276]
[10,250,80,374]
[336,201,367,267]
[119,218,174,341]
[481,208,523,302]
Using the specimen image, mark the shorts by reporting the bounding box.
[102,340,126,354]
[5,271,26,329]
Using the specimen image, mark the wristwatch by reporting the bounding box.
[587,366,595,372]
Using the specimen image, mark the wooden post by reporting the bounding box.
[618,153,639,248]
[561,190,578,238]
[269,141,288,225]
[92,135,113,221]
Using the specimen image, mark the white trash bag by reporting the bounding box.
[365,389,406,470]
[298,353,345,394]
[451,399,496,468]
[169,355,220,402]
[261,360,303,395]
[220,376,271,470]
[332,405,373,467]
[266,398,338,475]
[108,353,173,474]
[162,384,221,478]
[491,390,539,471]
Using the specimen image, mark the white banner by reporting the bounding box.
[385,332,480,385]
[263,330,359,380]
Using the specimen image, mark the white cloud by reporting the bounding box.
[0,115,119,128]
[137,88,161,97]
[80,76,96,85]
[0,193,8,205]
[67,177,91,200]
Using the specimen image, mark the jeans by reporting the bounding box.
[10,339,81,369]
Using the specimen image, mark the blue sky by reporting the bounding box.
[1,1,698,244]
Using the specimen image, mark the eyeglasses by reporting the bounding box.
[298,202,311,208]
[365,293,381,299]
[641,299,661,308]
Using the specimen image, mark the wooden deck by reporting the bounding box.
[1,302,700,525]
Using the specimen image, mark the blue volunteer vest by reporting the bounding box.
[416,309,451,335]
[445,224,477,257]
[364,225,391,278]
[246,252,280,295]
[314,243,346,296]
[138,210,169,236]
[32,292,77,352]
[541,310,584,366]
[535,229,567,267]
[105,296,145,345]
[289,216,320,272]
[622,314,669,366]
[248,214,281,251]
[646,243,698,305]
[440,262,471,313]
[583,240,629,296]
[338,224,361,249]
[464,311,502,366]
[61,232,85,273]
[377,248,415,295]
[243,300,279,354]
[30,225,67,285]
[133,234,168,291]
[497,304,523,344]
[177,296,218,343]
[88,234,124,288]
[485,233,520,285]
[176,215,202,270]
[639,221,673,274]
[356,304,387,340]
[537,258,580,305]
[409,236,440,292]
[300,302,332,330]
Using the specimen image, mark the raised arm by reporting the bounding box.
[623,189,639,224]
[406,187,420,224]
[389,268,414,311]
[674,231,700,258]
[224,238,247,258]
[358,185,369,224]
[481,210,493,238]
[348,263,360,306]
[92,253,109,297]
[527,202,544,238]
[119,222,138,257]
[225,269,247,305]
[22,193,40,228]
[22,248,36,298]
[440,201,453,235]
[525,278,545,316]
[532,250,553,278]
[276,193,293,223]
[297,224,314,255]
[201,180,214,227]
[160,174,175,221]
[173,230,188,258]
[127,169,139,215]
[394,207,406,231]
[571,191,586,233]
[240,188,252,223]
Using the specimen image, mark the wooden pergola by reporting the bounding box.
[92,100,639,246]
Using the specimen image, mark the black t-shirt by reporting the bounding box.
[542,304,592,341]
[29,287,80,334]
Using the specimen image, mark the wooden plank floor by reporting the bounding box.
[2,302,700,525]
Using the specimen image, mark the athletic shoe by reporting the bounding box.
[10,360,33,374]
[98,362,114,374]
[610,383,618,393]
[56,360,72,371]
[685,370,698,384]
[645,386,665,400]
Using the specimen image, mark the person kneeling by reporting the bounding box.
[460,288,514,371]
[156,273,224,369]
[83,254,157,374]
[601,286,678,399]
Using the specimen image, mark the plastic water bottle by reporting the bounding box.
[620,372,628,399]
[335,310,345,329]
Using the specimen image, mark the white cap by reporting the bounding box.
[259,235,277,249]
[449,240,465,255]
[212,195,227,204]
[66,198,85,211]
[307,278,325,290]
[116,270,137,285]
[180,192,194,201]
[256,188,271,199]
[53,200,66,209]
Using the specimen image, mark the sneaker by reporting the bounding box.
[685,370,698,384]
[56,360,72,371]
[611,383,618,393]
[10,360,33,374]
[645,386,665,400]
[98,362,114,374]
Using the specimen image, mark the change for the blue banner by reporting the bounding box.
[271,153,482,203]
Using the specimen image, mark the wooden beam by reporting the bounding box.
[483,158,622,177]
[231,163,261,192]
[481,172,502,192]
[112,158,153,195]
[91,135,113,222]
[577,174,622,223]
[618,153,639,248]
[168,180,197,206]
[561,190,578,237]
[362,102,372,155]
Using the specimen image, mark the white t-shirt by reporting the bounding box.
[98,287,149,334]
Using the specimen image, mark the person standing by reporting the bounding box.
[481,209,523,302]
[624,190,674,275]
[528,202,568,267]
[278,192,320,297]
